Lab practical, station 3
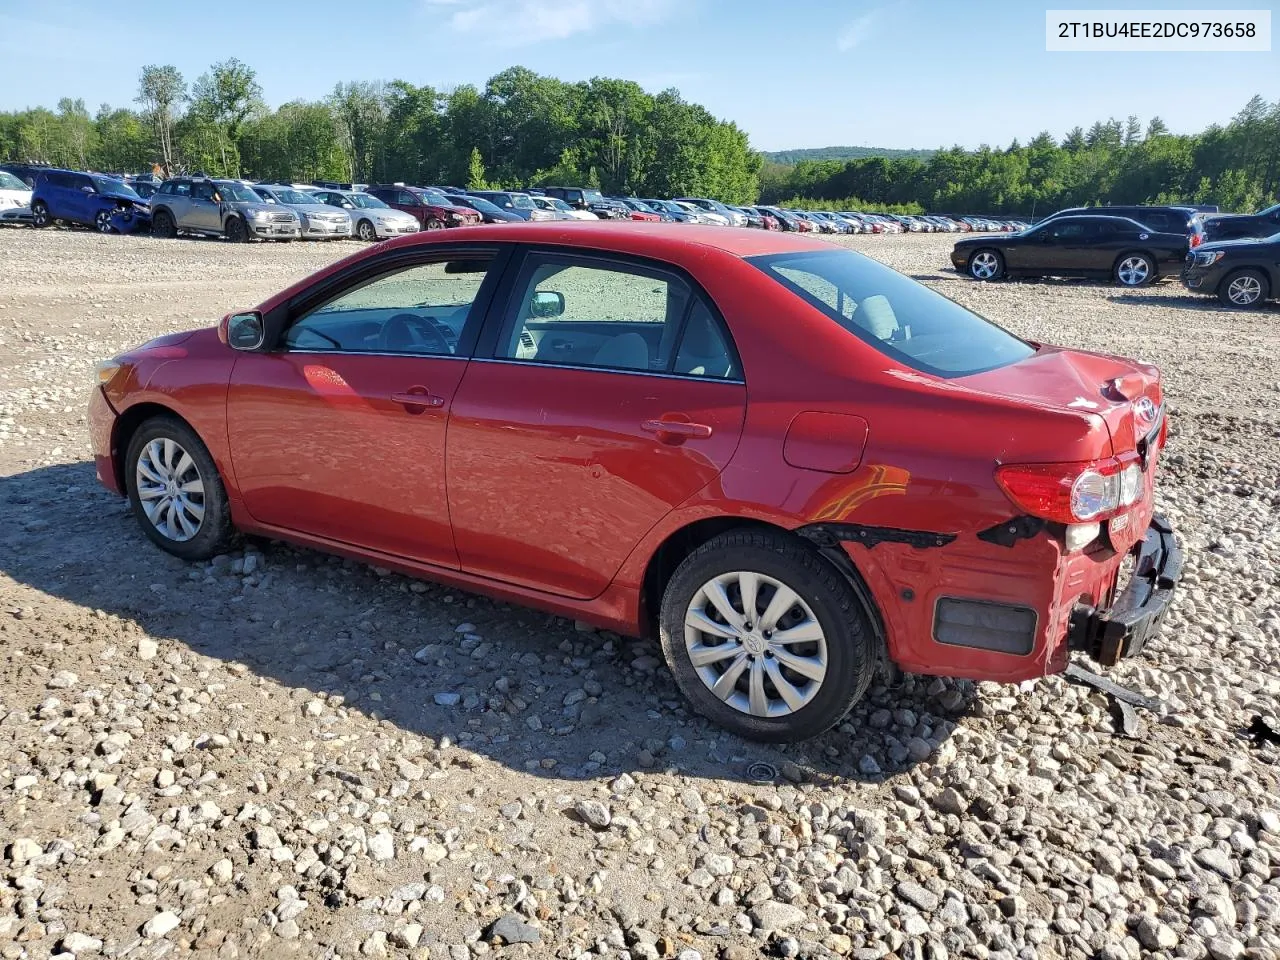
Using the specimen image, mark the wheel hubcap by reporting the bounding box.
[97,212,111,232]
[360,222,374,239]
[684,571,828,719]
[1118,257,1149,285]
[136,438,205,542]
[971,252,998,279]
[1229,276,1262,304]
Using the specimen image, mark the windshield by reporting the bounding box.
[750,249,1035,378]
[506,193,536,210]
[92,176,140,199]
[216,182,261,202]
[1255,202,1280,217]
[419,189,451,206]
[273,189,320,205]
[349,193,388,209]
[0,171,28,190]
[463,196,503,215]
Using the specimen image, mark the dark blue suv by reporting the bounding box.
[31,169,150,233]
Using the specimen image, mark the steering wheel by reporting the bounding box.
[381,312,451,354]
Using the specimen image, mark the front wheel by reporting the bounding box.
[658,530,876,742]
[356,219,377,241]
[125,417,235,561]
[968,249,1004,281]
[95,208,115,233]
[425,218,444,231]
[1218,268,1269,308]
[31,200,50,227]
[225,216,249,243]
[1114,253,1154,287]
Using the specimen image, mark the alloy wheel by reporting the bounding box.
[95,210,114,233]
[32,202,49,227]
[358,219,376,241]
[970,251,1000,279]
[1227,274,1263,305]
[684,571,828,718]
[135,437,206,542]
[1117,256,1150,286]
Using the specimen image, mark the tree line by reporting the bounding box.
[2,62,1276,215]
[760,96,1280,215]
[0,60,761,202]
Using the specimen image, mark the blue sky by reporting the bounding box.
[1,0,1276,151]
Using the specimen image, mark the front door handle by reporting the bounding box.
[392,387,445,414]
[641,419,713,440]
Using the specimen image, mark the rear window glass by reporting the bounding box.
[749,249,1035,378]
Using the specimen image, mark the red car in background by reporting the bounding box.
[89,223,1180,742]
[365,184,482,230]
[615,198,663,222]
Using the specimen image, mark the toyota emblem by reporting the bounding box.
[1133,397,1157,426]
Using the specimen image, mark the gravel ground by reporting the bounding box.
[1,226,1278,960]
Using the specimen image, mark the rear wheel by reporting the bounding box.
[1114,252,1154,287]
[225,216,249,243]
[31,200,50,227]
[968,249,1004,281]
[658,530,876,742]
[151,209,177,239]
[1218,268,1269,308]
[125,417,234,561]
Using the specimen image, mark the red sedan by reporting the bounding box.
[89,223,1180,742]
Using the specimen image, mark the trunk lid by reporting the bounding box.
[963,345,1163,456]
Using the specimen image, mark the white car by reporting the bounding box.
[531,195,597,221]
[673,200,730,227]
[309,188,420,240]
[0,170,33,223]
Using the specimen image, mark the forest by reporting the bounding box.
[760,97,1280,215]
[1,58,1277,216]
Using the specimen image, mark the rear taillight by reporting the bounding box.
[1190,233,1203,248]
[995,454,1144,524]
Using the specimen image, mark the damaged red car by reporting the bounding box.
[89,223,1180,742]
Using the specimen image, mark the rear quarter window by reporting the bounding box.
[750,249,1035,378]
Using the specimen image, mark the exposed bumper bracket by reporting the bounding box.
[799,522,956,551]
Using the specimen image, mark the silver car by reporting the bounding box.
[149,178,300,241]
[308,189,419,241]
[252,184,352,239]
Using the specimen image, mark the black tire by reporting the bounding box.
[425,217,444,231]
[31,200,50,228]
[968,248,1004,281]
[658,529,877,742]
[1217,268,1269,309]
[1113,252,1155,287]
[151,209,177,239]
[356,218,377,241]
[225,216,249,243]
[95,208,115,233]
[125,416,235,562]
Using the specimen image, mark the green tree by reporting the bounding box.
[466,147,488,189]
[136,65,185,173]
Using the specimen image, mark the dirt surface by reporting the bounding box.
[1,227,1278,960]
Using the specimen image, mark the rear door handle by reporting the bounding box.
[641,419,713,440]
[392,388,445,413]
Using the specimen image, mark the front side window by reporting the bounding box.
[284,257,494,356]
[193,182,217,202]
[751,249,1034,378]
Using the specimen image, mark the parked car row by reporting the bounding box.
[951,200,1280,308]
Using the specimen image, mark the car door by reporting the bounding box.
[164,179,194,226]
[67,173,97,224]
[189,181,222,232]
[446,250,748,599]
[226,248,506,568]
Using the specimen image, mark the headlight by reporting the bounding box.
[94,359,122,385]
[448,212,463,220]
[1194,250,1226,266]
[251,209,271,220]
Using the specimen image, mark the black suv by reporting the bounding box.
[0,162,54,188]
[1201,202,1280,242]
[1041,205,1203,240]
[540,186,628,219]
[1182,233,1278,308]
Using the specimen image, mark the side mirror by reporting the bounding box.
[222,312,265,351]
[529,291,565,319]
[81,185,94,193]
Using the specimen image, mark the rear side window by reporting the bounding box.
[750,249,1035,378]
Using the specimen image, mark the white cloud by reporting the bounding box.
[425,0,677,45]
[836,10,880,52]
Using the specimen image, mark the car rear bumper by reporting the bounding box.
[1066,514,1182,665]
[89,386,122,495]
